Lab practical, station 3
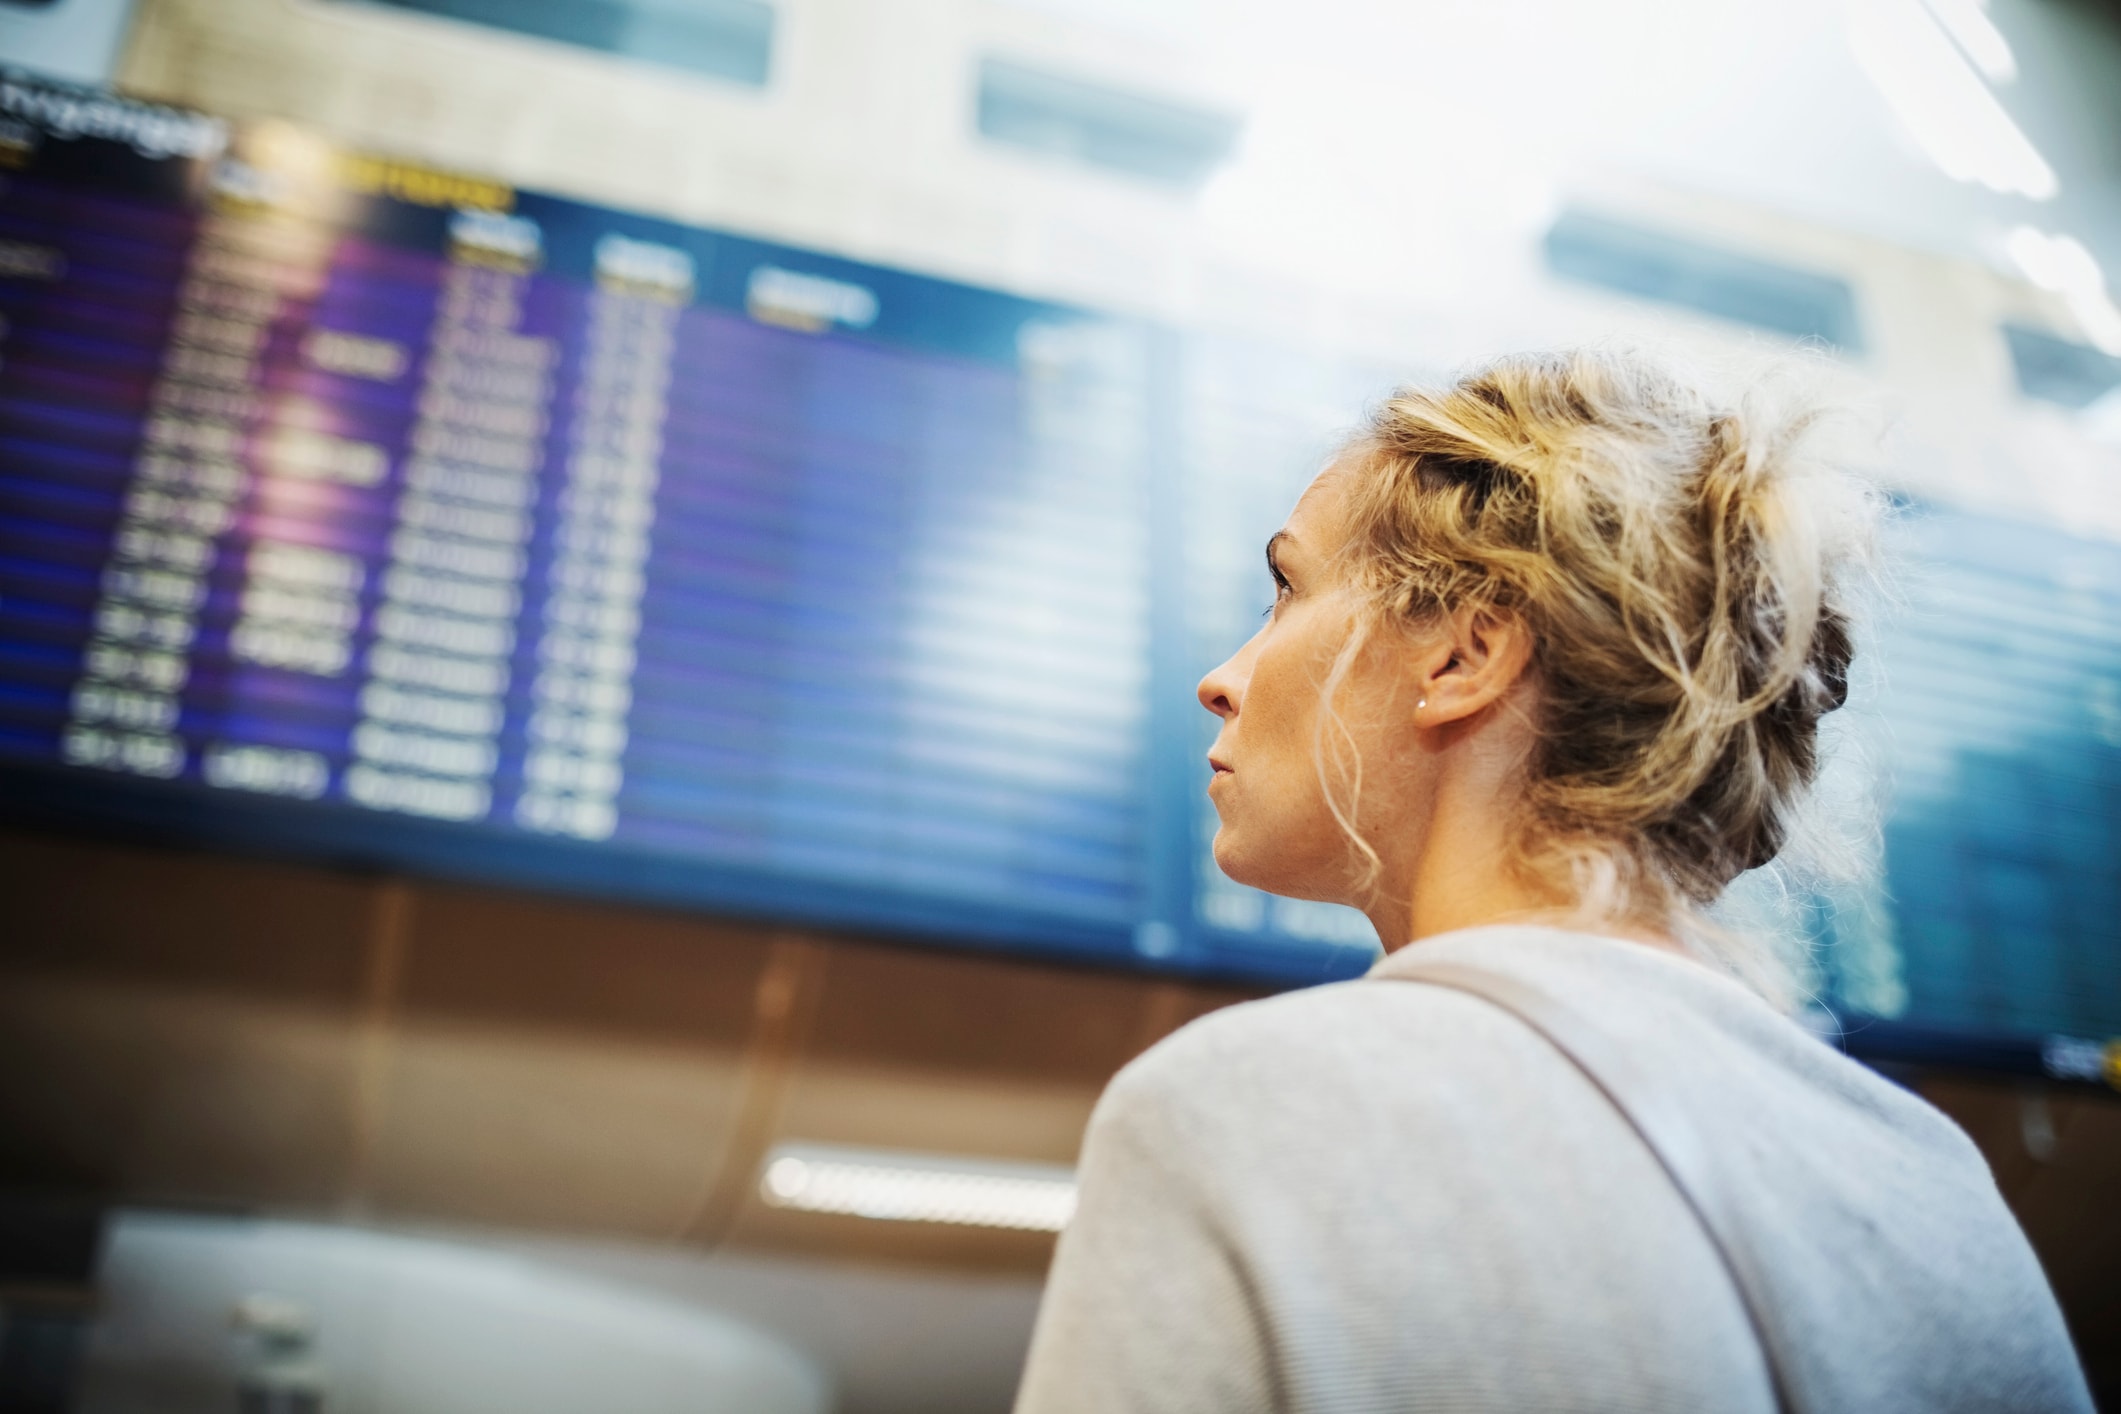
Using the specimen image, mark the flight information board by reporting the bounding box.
[0,76,2113,1067]
[0,75,1179,960]
[1844,507,2121,1055]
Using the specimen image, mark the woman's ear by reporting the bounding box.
[1415,607,1533,726]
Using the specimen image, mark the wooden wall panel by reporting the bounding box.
[0,832,374,1207]
[0,829,1259,1273]
[0,829,374,999]
[356,885,776,1236]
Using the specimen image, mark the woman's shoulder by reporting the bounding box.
[1097,925,1988,1183]
[1130,970,1508,1071]
[1110,926,1698,1114]
[1094,970,1552,1153]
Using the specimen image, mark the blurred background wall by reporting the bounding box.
[1,0,2119,1410]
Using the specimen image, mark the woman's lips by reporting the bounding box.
[1207,755,1232,775]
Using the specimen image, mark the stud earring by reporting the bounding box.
[1417,697,1428,711]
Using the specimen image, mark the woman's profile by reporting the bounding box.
[1013,349,2092,1413]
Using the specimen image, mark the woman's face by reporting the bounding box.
[1197,472,1429,904]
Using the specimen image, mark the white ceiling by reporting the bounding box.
[1011,0,2121,320]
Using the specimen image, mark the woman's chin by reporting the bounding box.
[1211,829,1322,900]
[1208,829,1262,889]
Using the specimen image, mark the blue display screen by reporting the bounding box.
[1849,508,2121,1047]
[0,77,2114,1071]
[0,77,1186,965]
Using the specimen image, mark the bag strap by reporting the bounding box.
[1383,960,1796,1414]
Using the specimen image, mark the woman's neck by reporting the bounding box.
[1363,805,1558,952]
[1358,725,1685,958]
[1360,704,1554,951]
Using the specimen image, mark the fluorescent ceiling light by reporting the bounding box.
[758,1144,1078,1233]
[2006,226,2121,355]
[1846,0,2054,199]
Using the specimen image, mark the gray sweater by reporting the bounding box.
[1016,926,2091,1413]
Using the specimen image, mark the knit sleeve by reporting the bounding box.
[1012,1043,1280,1414]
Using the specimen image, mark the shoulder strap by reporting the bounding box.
[1383,960,1797,1414]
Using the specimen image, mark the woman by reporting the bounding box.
[1014,350,2091,1413]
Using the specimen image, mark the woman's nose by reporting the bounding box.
[1197,658,1240,720]
[1199,623,1265,719]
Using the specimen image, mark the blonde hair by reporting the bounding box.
[1329,347,1877,999]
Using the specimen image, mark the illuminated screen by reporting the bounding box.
[0,77,2114,1068]
[0,77,1191,964]
[1847,509,2121,1051]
